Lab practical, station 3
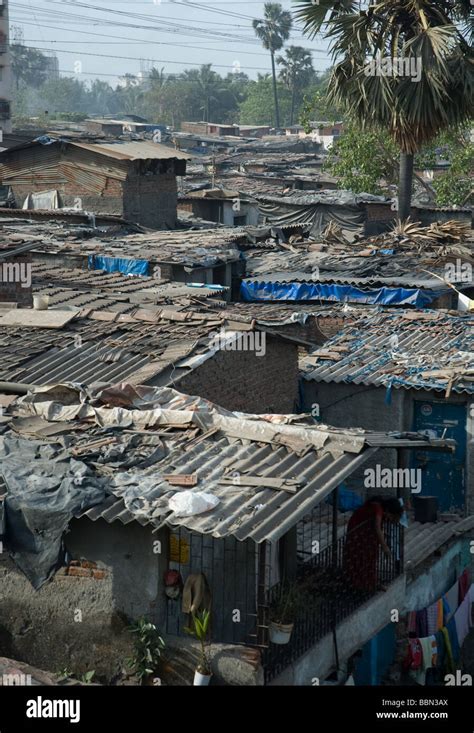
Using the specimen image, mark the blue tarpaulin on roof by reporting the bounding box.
[241,280,442,307]
[88,255,149,276]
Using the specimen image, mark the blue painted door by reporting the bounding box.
[412,401,466,512]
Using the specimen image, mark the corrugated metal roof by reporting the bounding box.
[71,140,191,162]
[5,383,450,545]
[405,516,474,569]
[244,271,449,290]
[78,441,376,543]
[301,310,474,394]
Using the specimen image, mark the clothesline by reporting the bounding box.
[404,568,472,685]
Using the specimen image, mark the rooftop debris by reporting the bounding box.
[0,382,454,588]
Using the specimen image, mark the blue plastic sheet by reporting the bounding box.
[241,280,442,307]
[88,255,149,276]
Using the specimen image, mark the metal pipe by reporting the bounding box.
[0,381,35,394]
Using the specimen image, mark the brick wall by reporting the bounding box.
[264,315,351,346]
[0,254,32,306]
[124,172,178,229]
[177,335,299,413]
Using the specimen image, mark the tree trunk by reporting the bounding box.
[270,51,280,129]
[398,152,414,221]
[290,86,296,127]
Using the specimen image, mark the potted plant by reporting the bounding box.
[126,617,166,685]
[268,582,298,645]
[184,610,212,686]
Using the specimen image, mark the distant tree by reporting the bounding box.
[181,65,227,122]
[295,0,474,220]
[239,75,292,126]
[325,122,473,205]
[87,80,117,116]
[252,3,292,128]
[325,124,399,194]
[277,46,314,126]
[11,45,50,90]
[40,77,88,116]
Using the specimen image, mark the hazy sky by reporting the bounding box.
[9,0,332,84]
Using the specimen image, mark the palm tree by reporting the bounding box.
[295,0,474,219]
[182,65,226,122]
[148,67,168,118]
[277,46,314,126]
[253,3,292,128]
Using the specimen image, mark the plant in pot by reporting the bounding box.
[268,582,299,645]
[126,617,166,685]
[184,610,212,686]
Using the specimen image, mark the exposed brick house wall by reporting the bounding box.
[0,254,32,306]
[177,336,300,414]
[0,143,185,230]
[264,315,352,346]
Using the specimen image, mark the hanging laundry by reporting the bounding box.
[436,598,444,630]
[407,611,417,635]
[410,636,437,685]
[426,602,438,636]
[454,593,472,648]
[444,579,459,624]
[458,568,470,605]
[441,627,455,675]
[435,629,447,674]
[415,608,428,638]
[403,637,422,671]
[446,617,461,663]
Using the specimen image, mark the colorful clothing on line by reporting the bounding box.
[454,593,471,648]
[458,568,470,605]
[436,599,444,631]
[441,627,455,675]
[446,617,461,663]
[427,603,438,636]
[444,580,459,624]
[416,608,428,638]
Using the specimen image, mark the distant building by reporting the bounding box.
[0,137,190,229]
[299,122,344,150]
[0,0,12,136]
[181,121,239,137]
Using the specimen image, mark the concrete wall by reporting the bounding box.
[301,381,473,510]
[177,336,300,414]
[269,575,407,685]
[270,539,472,685]
[0,519,168,680]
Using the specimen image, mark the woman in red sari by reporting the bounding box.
[343,496,402,593]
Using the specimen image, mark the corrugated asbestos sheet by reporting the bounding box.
[78,441,376,543]
[301,310,474,394]
[3,385,457,544]
[71,140,191,161]
[31,262,228,310]
[0,315,221,386]
[405,516,474,569]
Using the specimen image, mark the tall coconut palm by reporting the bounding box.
[295,0,474,219]
[253,3,293,128]
[277,46,314,126]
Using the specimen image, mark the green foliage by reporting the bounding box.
[325,121,473,203]
[127,617,166,683]
[252,3,292,53]
[239,77,292,126]
[324,124,399,194]
[79,670,95,684]
[268,581,300,625]
[184,610,212,675]
[11,45,51,90]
